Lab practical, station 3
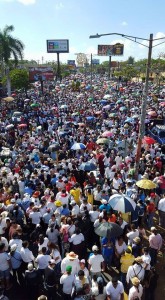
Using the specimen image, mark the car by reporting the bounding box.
[148,125,165,144]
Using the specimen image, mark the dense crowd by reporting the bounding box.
[0,74,164,300]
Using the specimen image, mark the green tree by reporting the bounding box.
[127,56,135,65]
[0,25,24,95]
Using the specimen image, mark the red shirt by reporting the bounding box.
[147,202,155,213]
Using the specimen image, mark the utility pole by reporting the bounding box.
[135,33,153,173]
[90,53,93,86]
[108,55,112,79]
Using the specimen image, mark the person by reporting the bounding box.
[158,195,165,228]
[44,259,57,300]
[20,240,34,272]
[126,257,145,288]
[10,243,23,284]
[60,265,75,300]
[120,246,135,289]
[101,236,114,269]
[61,251,80,275]
[114,236,127,268]
[25,263,41,300]
[146,200,155,228]
[73,269,89,290]
[79,259,89,278]
[68,227,85,259]
[0,242,12,290]
[127,224,139,246]
[149,227,162,266]
[88,245,105,278]
[143,267,159,300]
[35,247,51,277]
[132,237,142,258]
[141,247,151,276]
[128,277,143,300]
[106,276,124,300]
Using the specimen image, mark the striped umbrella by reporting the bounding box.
[71,143,86,150]
[109,194,136,213]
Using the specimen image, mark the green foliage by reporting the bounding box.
[2,68,29,90]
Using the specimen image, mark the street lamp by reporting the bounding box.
[89,32,165,173]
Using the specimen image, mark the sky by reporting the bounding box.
[0,0,165,64]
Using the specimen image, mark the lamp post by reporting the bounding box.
[89,32,165,173]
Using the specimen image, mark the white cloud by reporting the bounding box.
[55,2,64,10]
[0,0,36,4]
[17,0,36,4]
[121,21,128,26]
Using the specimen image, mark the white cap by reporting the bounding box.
[92,245,98,251]
[49,259,56,265]
[27,263,33,271]
[70,200,76,205]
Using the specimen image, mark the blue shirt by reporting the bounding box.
[101,237,114,257]
[99,203,111,213]
[11,251,22,269]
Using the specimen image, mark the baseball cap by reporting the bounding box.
[92,245,98,252]
[66,265,72,273]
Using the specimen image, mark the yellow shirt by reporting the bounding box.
[70,188,81,204]
[120,253,135,273]
[87,194,94,206]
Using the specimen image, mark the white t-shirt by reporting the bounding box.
[89,211,100,222]
[9,238,22,252]
[52,249,61,264]
[127,230,139,245]
[69,233,84,245]
[106,281,124,300]
[29,211,42,224]
[60,273,75,294]
[115,241,127,255]
[141,254,151,270]
[61,257,80,275]
[128,284,143,300]
[36,254,51,269]
[88,254,104,273]
[38,237,49,252]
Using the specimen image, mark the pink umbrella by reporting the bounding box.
[102,131,113,137]
[147,111,157,117]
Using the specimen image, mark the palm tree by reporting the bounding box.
[0,25,24,96]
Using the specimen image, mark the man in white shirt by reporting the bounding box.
[61,252,80,275]
[126,257,145,285]
[127,224,139,246]
[141,247,151,271]
[60,265,75,298]
[35,247,51,274]
[128,277,143,300]
[158,196,165,228]
[70,201,80,218]
[88,245,105,277]
[106,277,124,300]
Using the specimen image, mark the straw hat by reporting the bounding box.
[66,251,78,260]
[131,277,140,286]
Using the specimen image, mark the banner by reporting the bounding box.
[29,67,54,81]
[98,44,124,56]
[92,59,100,65]
[67,60,76,66]
[47,39,69,53]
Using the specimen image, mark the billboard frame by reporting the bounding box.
[98,43,124,56]
[47,39,69,53]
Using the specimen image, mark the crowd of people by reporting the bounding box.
[0,74,164,300]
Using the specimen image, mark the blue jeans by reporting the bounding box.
[149,247,157,266]
[147,212,155,228]
[103,254,113,268]
[120,272,127,289]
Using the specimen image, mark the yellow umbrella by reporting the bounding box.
[2,96,14,102]
[96,138,109,145]
[136,179,156,190]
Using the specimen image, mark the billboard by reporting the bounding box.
[92,59,100,65]
[29,67,54,81]
[47,39,69,53]
[98,43,124,56]
[67,60,76,66]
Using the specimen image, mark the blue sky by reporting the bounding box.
[0,0,165,64]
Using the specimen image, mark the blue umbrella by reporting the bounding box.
[79,162,97,171]
[116,100,123,104]
[86,116,95,121]
[100,100,107,105]
[71,143,86,150]
[109,194,136,213]
[124,118,134,123]
[119,106,127,111]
